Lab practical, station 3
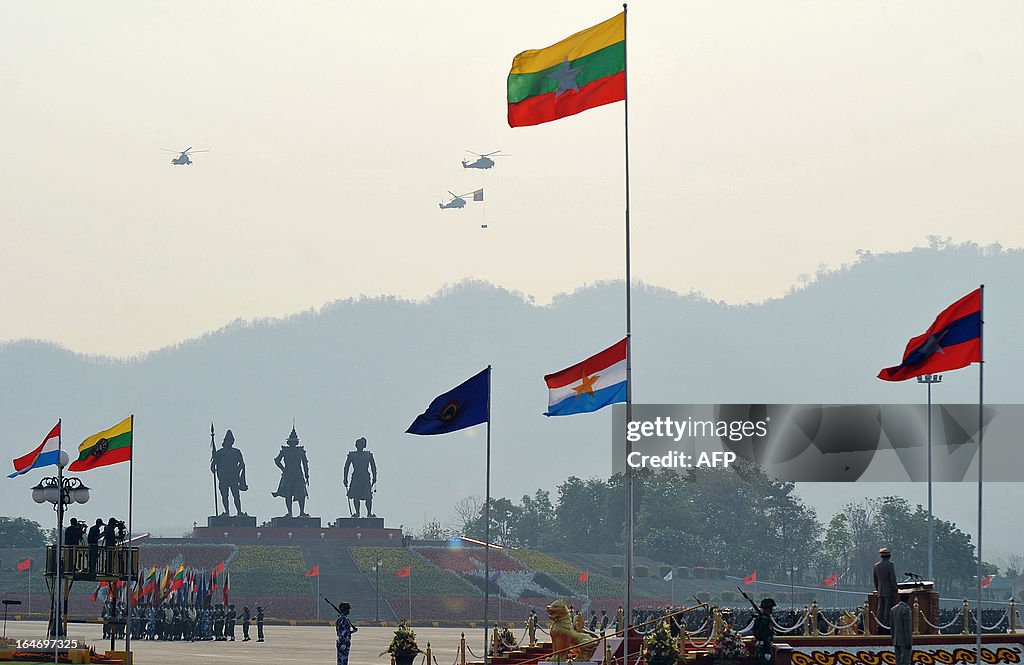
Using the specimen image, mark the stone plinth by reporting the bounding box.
[270,516,322,529]
[207,514,257,527]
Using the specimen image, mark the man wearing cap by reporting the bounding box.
[335,602,357,665]
[752,598,777,664]
[873,547,898,635]
[890,591,913,665]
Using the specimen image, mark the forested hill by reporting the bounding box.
[1,241,1022,553]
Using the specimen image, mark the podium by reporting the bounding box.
[867,581,939,634]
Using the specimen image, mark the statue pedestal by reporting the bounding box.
[207,514,257,528]
[270,516,322,529]
[334,517,384,529]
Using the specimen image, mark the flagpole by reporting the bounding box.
[126,415,134,655]
[484,364,492,665]
[975,285,984,661]
[622,5,634,664]
[211,423,217,517]
[54,419,63,664]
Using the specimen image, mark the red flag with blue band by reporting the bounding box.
[877,289,981,382]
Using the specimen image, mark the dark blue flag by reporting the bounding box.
[407,367,490,435]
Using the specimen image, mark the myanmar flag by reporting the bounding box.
[169,565,185,593]
[507,12,625,127]
[68,416,132,472]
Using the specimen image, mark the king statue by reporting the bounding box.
[211,429,248,516]
[272,426,310,517]
[343,437,377,518]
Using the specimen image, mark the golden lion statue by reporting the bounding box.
[547,600,600,662]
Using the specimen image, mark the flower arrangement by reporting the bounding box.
[381,621,422,661]
[641,620,680,665]
[712,619,747,660]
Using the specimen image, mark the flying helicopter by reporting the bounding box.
[439,191,468,209]
[461,150,508,170]
[162,146,210,165]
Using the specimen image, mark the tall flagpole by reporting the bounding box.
[126,415,135,655]
[622,5,634,664]
[975,285,984,661]
[484,365,492,665]
[54,418,63,665]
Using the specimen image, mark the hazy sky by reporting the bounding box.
[2,1,1023,357]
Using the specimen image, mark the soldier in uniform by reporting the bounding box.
[226,603,237,641]
[213,603,225,640]
[241,606,252,641]
[891,592,913,665]
[211,430,248,516]
[600,609,609,634]
[873,547,898,635]
[526,609,538,645]
[256,604,266,642]
[343,438,377,517]
[272,427,310,517]
[335,601,357,665]
[752,597,777,665]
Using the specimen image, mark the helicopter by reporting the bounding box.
[439,191,468,209]
[162,146,210,165]
[462,150,508,170]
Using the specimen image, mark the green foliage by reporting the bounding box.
[0,517,47,548]
[381,621,421,658]
[232,546,306,573]
[642,621,679,664]
[349,547,479,597]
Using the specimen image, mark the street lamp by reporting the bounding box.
[917,373,942,581]
[375,559,383,622]
[30,452,90,638]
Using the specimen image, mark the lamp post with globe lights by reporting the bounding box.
[30,450,90,640]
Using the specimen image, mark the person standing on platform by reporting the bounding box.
[64,518,83,546]
[890,592,913,665]
[256,605,265,642]
[241,606,251,641]
[874,547,898,635]
[335,602,357,665]
[600,609,609,635]
[87,518,103,572]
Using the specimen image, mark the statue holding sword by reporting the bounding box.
[343,437,377,517]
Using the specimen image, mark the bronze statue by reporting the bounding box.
[211,430,248,516]
[343,437,377,517]
[272,426,309,517]
[546,599,599,661]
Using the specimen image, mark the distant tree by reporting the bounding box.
[0,516,47,548]
[418,517,452,541]
[452,496,484,535]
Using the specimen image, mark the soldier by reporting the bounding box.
[256,604,266,642]
[226,604,237,641]
[213,603,225,640]
[752,598,777,665]
[211,430,248,516]
[343,438,377,517]
[873,547,898,635]
[526,609,538,646]
[891,592,913,665]
[589,610,598,632]
[336,602,357,665]
[241,605,252,641]
[600,609,609,634]
[272,427,310,517]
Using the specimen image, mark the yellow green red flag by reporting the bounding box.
[68,416,132,472]
[507,12,625,127]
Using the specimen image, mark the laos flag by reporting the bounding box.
[8,422,61,478]
[545,339,627,416]
[877,288,982,382]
